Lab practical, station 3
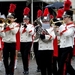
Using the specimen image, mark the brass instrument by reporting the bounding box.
[0,18,5,27]
[5,18,17,25]
[52,20,64,25]
[33,18,42,27]
[5,19,12,25]
[0,17,17,28]
[50,18,64,27]
[34,18,50,41]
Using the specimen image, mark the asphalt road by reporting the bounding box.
[0,56,75,75]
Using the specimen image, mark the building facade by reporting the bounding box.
[0,0,75,22]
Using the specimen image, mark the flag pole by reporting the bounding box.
[31,0,33,24]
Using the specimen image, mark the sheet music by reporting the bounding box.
[42,23,50,29]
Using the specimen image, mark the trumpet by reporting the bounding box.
[50,18,64,27]
[5,19,12,25]
[52,20,64,24]
[0,18,17,28]
[5,18,17,25]
[0,18,6,27]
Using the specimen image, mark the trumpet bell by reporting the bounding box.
[0,18,5,27]
[0,18,5,24]
[5,19,12,25]
[5,18,17,25]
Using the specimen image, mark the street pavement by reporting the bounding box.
[0,56,41,75]
[0,56,75,75]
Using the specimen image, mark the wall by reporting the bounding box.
[0,0,27,1]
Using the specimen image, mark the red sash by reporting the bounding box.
[53,36,58,57]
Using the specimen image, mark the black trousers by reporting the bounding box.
[52,56,58,75]
[58,47,75,75]
[52,45,60,75]
[38,50,53,75]
[3,42,16,75]
[33,42,40,70]
[20,42,32,71]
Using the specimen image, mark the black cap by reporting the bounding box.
[63,10,73,17]
[52,18,63,26]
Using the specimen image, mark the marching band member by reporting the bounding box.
[2,4,19,75]
[63,1,75,75]
[33,9,43,72]
[20,7,34,74]
[49,15,58,75]
[35,8,56,75]
[0,37,3,71]
[0,13,6,71]
[63,10,75,75]
[54,9,75,75]
[52,8,64,75]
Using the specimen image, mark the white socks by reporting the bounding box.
[14,59,17,69]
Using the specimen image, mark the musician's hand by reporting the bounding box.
[0,26,4,31]
[24,24,27,28]
[35,26,39,32]
[55,22,62,27]
[40,34,45,40]
[33,21,38,26]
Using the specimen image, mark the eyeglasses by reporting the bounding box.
[7,17,14,19]
[63,15,70,18]
[63,16,68,18]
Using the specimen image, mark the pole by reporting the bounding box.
[42,2,43,11]
[31,0,33,24]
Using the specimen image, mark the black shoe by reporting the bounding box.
[10,74,14,75]
[36,69,41,72]
[5,74,10,75]
[23,71,29,75]
[67,73,70,75]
